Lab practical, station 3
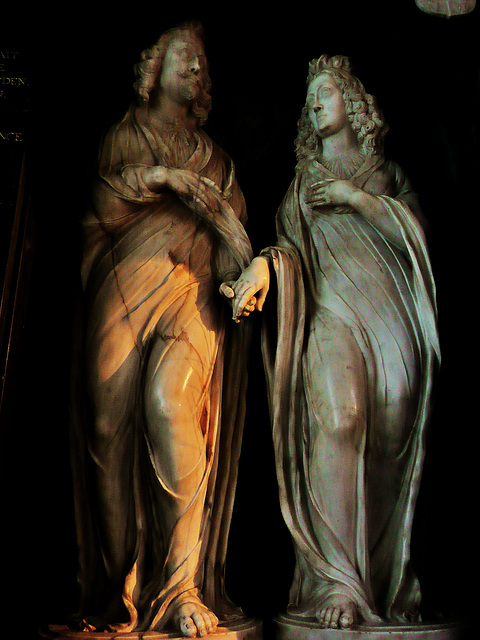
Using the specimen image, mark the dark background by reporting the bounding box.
[1,2,478,638]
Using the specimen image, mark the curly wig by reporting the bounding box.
[295,54,388,165]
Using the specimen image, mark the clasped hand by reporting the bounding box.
[219,256,270,323]
[306,178,359,209]
[163,168,264,322]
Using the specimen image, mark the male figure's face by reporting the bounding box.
[159,34,208,106]
[307,73,350,139]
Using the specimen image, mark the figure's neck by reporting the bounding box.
[147,90,195,130]
[321,126,359,160]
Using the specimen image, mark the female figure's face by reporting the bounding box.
[307,72,350,139]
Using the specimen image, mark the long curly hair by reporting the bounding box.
[133,21,212,125]
[295,54,388,165]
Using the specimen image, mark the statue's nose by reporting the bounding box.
[190,57,201,74]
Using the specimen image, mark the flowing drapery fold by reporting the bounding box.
[261,155,439,623]
[70,105,252,631]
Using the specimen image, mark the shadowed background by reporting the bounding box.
[0,2,478,638]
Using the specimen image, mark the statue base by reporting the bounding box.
[44,618,263,640]
[274,614,468,640]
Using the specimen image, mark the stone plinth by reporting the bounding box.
[45,618,263,640]
[274,614,468,640]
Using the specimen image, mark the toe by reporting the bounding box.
[179,615,196,638]
[207,611,218,632]
[323,607,333,627]
[191,612,207,637]
[339,611,354,628]
[330,606,341,628]
[317,608,327,627]
[205,611,218,635]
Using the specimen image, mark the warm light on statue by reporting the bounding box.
[54,21,260,640]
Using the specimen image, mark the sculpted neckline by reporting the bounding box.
[311,152,384,184]
[318,149,366,179]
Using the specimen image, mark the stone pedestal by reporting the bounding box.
[45,618,263,640]
[274,614,468,640]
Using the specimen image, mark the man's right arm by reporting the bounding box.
[140,165,221,214]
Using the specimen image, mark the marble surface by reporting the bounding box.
[45,618,263,640]
[274,614,467,640]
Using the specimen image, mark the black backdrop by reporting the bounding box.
[1,2,478,638]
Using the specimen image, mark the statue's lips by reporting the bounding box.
[177,72,200,85]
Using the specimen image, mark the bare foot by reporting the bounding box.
[173,596,219,638]
[316,595,357,629]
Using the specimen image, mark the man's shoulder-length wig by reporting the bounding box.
[132,21,212,126]
[295,54,388,166]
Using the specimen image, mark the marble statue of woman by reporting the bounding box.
[69,22,254,638]
[228,55,440,630]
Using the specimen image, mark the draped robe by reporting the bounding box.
[261,154,440,624]
[70,104,252,632]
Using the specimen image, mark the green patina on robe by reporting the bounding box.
[262,154,439,623]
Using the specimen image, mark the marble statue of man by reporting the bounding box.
[69,21,253,638]
[228,55,440,630]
